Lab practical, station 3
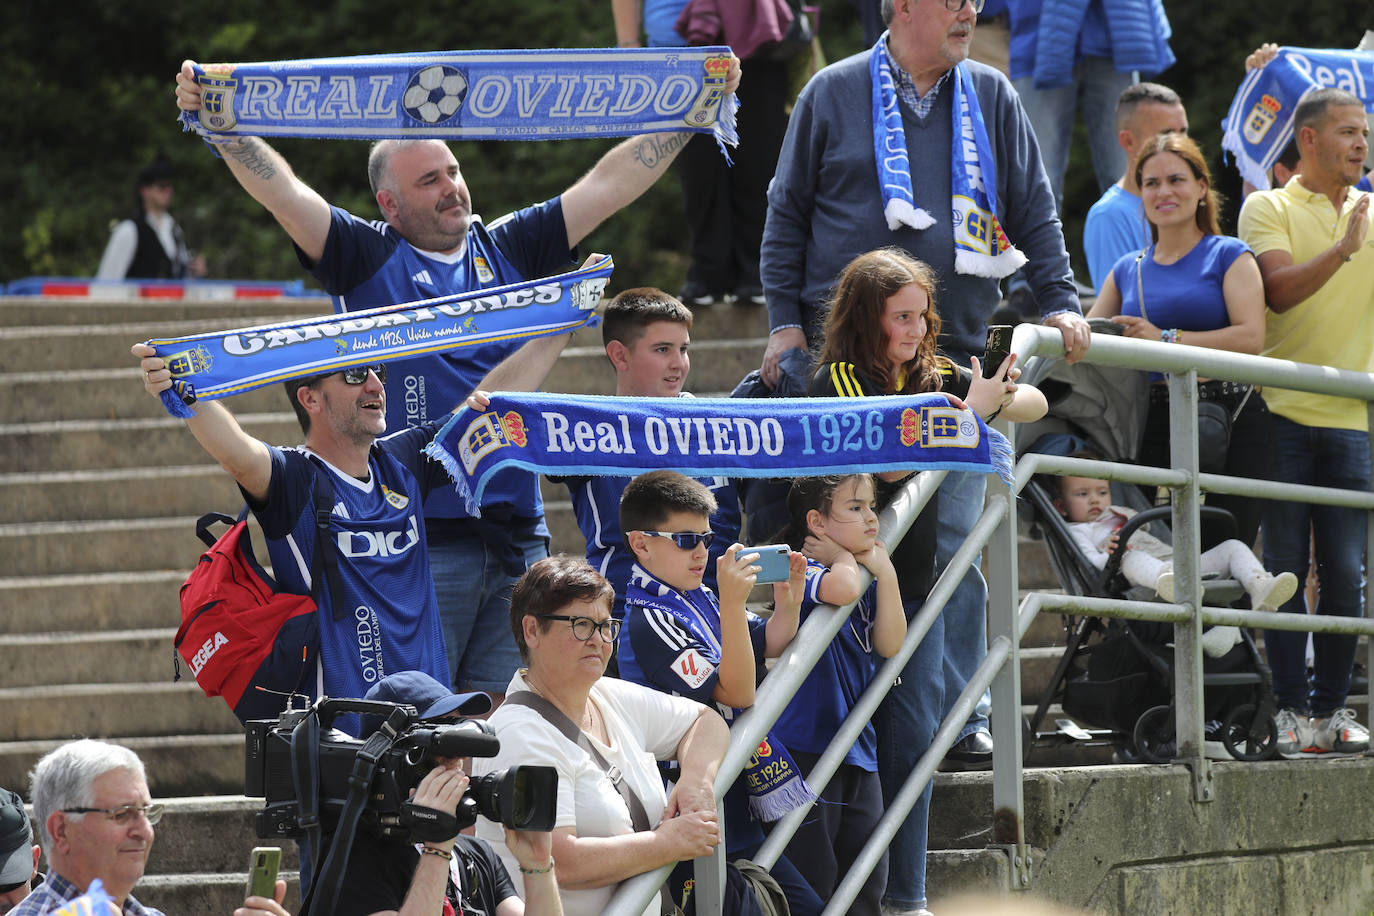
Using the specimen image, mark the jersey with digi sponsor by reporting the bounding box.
[771,560,881,771]
[620,564,768,852]
[302,201,574,523]
[248,426,449,734]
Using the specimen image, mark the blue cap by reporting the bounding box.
[364,671,492,722]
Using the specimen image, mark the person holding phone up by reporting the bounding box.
[807,247,1046,916]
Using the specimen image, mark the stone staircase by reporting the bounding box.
[5,294,1371,914]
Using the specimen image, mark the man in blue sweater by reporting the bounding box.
[758,1,1088,912]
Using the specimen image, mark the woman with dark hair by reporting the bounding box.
[471,555,729,916]
[1087,133,1270,544]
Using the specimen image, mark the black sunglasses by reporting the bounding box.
[339,364,387,385]
[639,530,715,550]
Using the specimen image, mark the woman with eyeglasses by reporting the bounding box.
[471,555,730,916]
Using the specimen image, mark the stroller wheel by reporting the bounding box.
[1133,704,1175,764]
[1222,703,1279,761]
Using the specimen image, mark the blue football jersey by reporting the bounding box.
[249,426,450,734]
[304,201,573,523]
[770,559,880,771]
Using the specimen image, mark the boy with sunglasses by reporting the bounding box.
[131,349,451,737]
[616,471,823,916]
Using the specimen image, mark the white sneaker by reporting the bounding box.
[1200,625,1241,658]
[1155,571,1175,602]
[1310,708,1370,754]
[1250,571,1299,611]
[881,904,933,916]
[1275,708,1315,758]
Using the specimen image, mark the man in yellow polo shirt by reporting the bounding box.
[1239,86,1372,759]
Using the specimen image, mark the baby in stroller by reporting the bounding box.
[1051,453,1297,658]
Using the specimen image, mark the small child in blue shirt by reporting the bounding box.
[771,473,906,912]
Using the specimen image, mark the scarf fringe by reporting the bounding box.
[954,245,1026,280]
[988,426,1014,486]
[747,776,817,822]
[423,436,480,517]
[160,386,196,419]
[885,198,934,231]
[714,94,740,165]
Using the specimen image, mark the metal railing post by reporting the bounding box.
[1166,370,1212,801]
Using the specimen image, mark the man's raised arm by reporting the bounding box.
[132,343,273,501]
[176,60,333,263]
[560,57,740,249]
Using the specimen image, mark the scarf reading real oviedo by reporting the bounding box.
[427,391,1014,516]
[143,257,612,418]
[180,47,739,157]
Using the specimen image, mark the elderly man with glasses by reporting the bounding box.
[11,739,287,916]
[758,1,1089,913]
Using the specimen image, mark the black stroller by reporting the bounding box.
[1016,328,1280,763]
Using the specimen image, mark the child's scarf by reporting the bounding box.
[427,391,1014,516]
[627,566,815,822]
[143,256,612,418]
[1222,47,1374,191]
[181,47,739,159]
[869,34,1026,279]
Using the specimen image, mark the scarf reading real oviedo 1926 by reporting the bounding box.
[180,47,739,158]
[870,33,1026,279]
[1222,46,1374,192]
[427,391,1014,516]
[143,257,612,418]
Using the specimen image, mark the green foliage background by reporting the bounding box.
[0,1,1356,291]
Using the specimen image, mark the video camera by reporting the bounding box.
[245,696,556,843]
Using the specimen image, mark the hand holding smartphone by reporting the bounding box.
[982,325,1013,379]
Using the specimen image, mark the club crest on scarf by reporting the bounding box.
[1244,94,1283,145]
[457,410,529,475]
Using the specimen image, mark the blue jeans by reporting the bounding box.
[1261,415,1370,715]
[1012,57,1135,214]
[936,471,990,740]
[875,594,944,910]
[430,520,549,693]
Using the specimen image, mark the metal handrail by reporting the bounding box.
[606,322,1374,913]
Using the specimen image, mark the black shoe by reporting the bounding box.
[940,731,994,771]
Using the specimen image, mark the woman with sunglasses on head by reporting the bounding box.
[1087,133,1269,545]
[471,555,731,916]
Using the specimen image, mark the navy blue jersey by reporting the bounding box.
[248,426,450,734]
[620,565,767,852]
[303,202,574,523]
[562,473,741,620]
[771,559,880,771]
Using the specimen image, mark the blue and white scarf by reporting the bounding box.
[870,35,1026,278]
[1223,47,1374,191]
[427,391,1013,515]
[143,256,612,418]
[181,47,738,157]
[627,566,815,822]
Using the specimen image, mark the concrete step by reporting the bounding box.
[136,872,301,916]
[0,412,300,473]
[0,734,245,800]
[0,571,185,634]
[0,682,242,741]
[0,629,175,689]
[0,296,326,329]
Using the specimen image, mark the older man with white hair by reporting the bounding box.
[11,739,288,916]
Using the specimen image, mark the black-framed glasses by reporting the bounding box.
[540,614,622,642]
[943,0,984,11]
[339,364,387,385]
[62,803,164,826]
[639,530,715,550]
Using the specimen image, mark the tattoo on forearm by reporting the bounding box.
[633,132,689,170]
[226,139,278,180]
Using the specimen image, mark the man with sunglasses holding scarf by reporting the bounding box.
[130,346,458,736]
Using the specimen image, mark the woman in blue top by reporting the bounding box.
[1087,133,1270,544]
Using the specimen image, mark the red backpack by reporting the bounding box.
[173,468,341,723]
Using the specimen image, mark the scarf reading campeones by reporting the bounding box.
[143,257,612,418]
[427,391,1014,516]
[180,47,739,156]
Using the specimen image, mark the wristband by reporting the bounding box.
[1340,249,1354,262]
[769,323,803,335]
[420,844,452,860]
[1161,328,1181,344]
[518,857,556,875]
